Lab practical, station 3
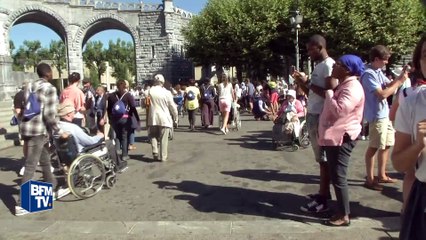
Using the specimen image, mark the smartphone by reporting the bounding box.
[290,66,296,75]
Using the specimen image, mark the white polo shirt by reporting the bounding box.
[394,87,426,182]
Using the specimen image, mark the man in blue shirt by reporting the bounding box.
[57,101,128,173]
[361,45,408,191]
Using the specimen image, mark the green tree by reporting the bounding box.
[300,0,425,62]
[184,0,292,80]
[83,41,107,83]
[105,39,135,84]
[184,0,425,78]
[12,40,49,72]
[48,40,67,79]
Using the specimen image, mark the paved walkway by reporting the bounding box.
[0,113,402,239]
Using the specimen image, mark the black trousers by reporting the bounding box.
[400,179,426,240]
[323,134,356,216]
[187,109,197,126]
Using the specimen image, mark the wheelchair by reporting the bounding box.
[53,133,118,199]
[272,114,310,151]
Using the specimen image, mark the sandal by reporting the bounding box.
[378,176,397,184]
[363,180,383,191]
[324,218,351,227]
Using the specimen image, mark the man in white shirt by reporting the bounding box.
[146,74,178,161]
[293,34,335,213]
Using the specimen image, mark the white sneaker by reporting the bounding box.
[220,128,226,135]
[15,206,29,216]
[19,166,54,175]
[19,167,25,176]
[54,188,70,200]
[225,128,229,134]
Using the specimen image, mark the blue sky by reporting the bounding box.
[9,0,207,51]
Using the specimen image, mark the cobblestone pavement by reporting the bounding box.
[0,113,402,239]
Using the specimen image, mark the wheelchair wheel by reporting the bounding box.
[67,154,106,199]
[299,121,310,148]
[235,114,241,131]
[292,144,300,151]
[105,174,116,189]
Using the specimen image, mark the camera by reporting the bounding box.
[403,65,412,73]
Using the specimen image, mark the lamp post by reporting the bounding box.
[290,9,303,71]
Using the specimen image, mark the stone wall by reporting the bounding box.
[0,0,194,99]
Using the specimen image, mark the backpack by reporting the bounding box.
[202,86,213,100]
[23,83,42,121]
[112,92,129,117]
[186,90,196,101]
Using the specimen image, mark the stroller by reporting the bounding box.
[272,112,309,151]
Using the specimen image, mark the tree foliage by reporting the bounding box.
[83,39,135,85]
[83,41,107,84]
[48,40,67,79]
[300,0,426,61]
[13,40,49,72]
[105,39,136,84]
[184,0,426,79]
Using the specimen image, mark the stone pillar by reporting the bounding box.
[67,25,84,78]
[0,55,15,100]
[0,14,16,100]
[163,0,174,35]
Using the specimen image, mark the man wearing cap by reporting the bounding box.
[57,101,104,152]
[146,74,178,161]
[57,101,128,172]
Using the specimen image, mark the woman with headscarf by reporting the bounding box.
[319,55,365,227]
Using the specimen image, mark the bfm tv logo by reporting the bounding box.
[21,180,53,214]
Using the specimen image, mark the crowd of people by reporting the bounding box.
[289,34,426,239]
[9,31,426,238]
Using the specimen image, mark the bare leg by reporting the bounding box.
[377,147,390,179]
[365,147,377,183]
[222,111,230,130]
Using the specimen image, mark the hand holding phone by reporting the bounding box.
[292,70,307,83]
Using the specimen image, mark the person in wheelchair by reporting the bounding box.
[252,92,273,121]
[57,101,128,173]
[274,89,305,138]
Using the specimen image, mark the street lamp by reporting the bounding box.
[290,10,303,71]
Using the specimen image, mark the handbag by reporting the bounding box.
[10,115,18,126]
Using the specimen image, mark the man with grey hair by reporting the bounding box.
[146,74,178,161]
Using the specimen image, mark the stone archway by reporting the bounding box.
[72,13,141,82]
[5,5,70,51]
[0,5,70,99]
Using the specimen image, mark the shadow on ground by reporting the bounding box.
[153,180,397,224]
[221,169,364,186]
[225,130,274,151]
